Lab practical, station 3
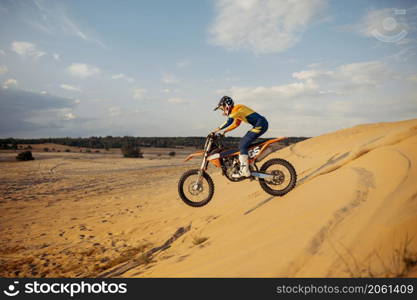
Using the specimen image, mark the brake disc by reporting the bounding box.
[188,182,203,195]
[270,170,285,185]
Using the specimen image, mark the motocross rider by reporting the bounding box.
[213,96,269,178]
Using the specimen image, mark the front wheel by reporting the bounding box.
[259,158,297,196]
[178,169,215,207]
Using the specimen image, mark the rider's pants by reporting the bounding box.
[239,118,268,155]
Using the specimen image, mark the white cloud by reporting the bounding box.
[167,97,189,104]
[307,63,322,68]
[0,49,5,55]
[0,65,8,75]
[337,61,392,85]
[209,0,327,54]
[61,16,87,40]
[161,73,180,84]
[177,59,190,68]
[220,80,319,105]
[225,76,240,82]
[132,88,147,100]
[3,78,18,89]
[24,18,53,35]
[28,0,107,49]
[60,84,82,92]
[292,69,334,80]
[64,112,76,120]
[11,41,46,58]
[53,53,60,60]
[112,73,135,83]
[293,60,393,89]
[162,88,181,93]
[61,15,107,49]
[218,60,395,115]
[67,63,101,79]
[386,46,417,62]
[108,107,122,117]
[112,74,124,80]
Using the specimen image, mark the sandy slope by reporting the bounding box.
[1,119,417,277]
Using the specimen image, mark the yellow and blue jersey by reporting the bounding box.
[219,104,267,134]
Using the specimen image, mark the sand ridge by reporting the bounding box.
[1,119,417,277]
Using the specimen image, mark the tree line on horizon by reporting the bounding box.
[0,136,309,150]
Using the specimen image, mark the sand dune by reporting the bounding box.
[1,119,417,277]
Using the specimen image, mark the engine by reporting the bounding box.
[222,156,243,182]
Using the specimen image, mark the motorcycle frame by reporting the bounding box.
[184,134,286,179]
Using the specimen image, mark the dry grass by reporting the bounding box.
[192,236,209,246]
[102,244,151,268]
[90,243,152,275]
[331,234,417,277]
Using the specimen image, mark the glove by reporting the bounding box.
[211,128,220,135]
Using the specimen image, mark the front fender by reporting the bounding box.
[184,151,204,162]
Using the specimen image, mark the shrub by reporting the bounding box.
[25,145,33,150]
[95,150,100,153]
[43,147,49,152]
[86,149,91,153]
[168,151,176,157]
[121,143,143,158]
[64,149,71,152]
[16,151,34,161]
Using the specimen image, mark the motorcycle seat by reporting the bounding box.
[218,139,274,158]
[249,139,271,148]
[219,148,238,158]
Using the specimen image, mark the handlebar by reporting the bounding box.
[206,132,225,150]
[208,132,225,139]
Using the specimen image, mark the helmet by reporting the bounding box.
[214,96,234,115]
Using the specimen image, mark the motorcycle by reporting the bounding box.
[178,133,297,207]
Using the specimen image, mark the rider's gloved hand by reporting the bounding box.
[211,128,220,136]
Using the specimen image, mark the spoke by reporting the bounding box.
[265,165,291,188]
[183,175,209,203]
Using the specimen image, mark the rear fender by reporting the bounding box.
[254,137,287,162]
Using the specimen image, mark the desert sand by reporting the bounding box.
[1,118,417,278]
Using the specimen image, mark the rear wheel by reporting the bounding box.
[259,158,297,196]
[178,169,215,207]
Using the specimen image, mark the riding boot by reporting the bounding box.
[232,154,251,178]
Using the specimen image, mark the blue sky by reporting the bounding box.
[0,0,416,138]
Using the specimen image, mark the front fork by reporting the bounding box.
[193,139,212,188]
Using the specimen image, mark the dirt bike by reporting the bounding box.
[178,132,297,207]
